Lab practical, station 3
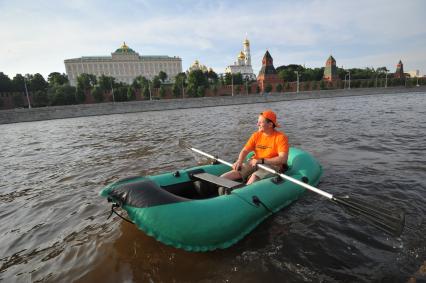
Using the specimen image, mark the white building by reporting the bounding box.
[407,70,420,78]
[64,42,182,86]
[224,38,256,80]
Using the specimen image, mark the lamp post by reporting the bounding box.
[110,79,115,103]
[385,71,388,88]
[346,71,351,89]
[295,71,300,93]
[231,74,234,96]
[181,78,185,98]
[24,78,31,109]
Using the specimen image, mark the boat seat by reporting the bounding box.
[192,173,242,189]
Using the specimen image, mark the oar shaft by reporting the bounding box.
[190,147,234,167]
[257,164,333,199]
[189,146,333,200]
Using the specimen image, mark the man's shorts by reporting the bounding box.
[239,162,282,182]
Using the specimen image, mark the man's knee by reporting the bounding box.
[246,174,259,185]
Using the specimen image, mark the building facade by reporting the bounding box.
[323,55,339,81]
[257,50,282,92]
[224,38,256,80]
[64,42,182,86]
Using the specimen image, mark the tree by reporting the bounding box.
[187,70,208,97]
[48,85,77,105]
[0,72,13,92]
[224,73,232,85]
[276,84,283,92]
[77,73,97,91]
[29,73,48,91]
[278,69,296,82]
[143,86,150,99]
[173,72,186,98]
[152,76,161,89]
[207,69,219,84]
[92,86,104,103]
[172,84,181,98]
[98,75,115,91]
[127,86,136,100]
[114,86,128,102]
[12,93,24,108]
[47,72,68,86]
[265,84,272,93]
[197,85,205,97]
[159,86,166,98]
[158,71,168,83]
[33,90,49,107]
[12,74,26,92]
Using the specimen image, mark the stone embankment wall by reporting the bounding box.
[0,87,424,125]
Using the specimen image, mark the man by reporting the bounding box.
[221,110,289,186]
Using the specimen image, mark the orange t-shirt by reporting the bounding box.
[244,130,289,159]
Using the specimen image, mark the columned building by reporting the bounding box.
[257,50,282,92]
[394,60,405,79]
[224,38,256,80]
[64,42,182,86]
[323,55,339,81]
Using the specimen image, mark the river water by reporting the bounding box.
[0,91,425,282]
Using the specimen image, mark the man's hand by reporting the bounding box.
[248,158,259,168]
[233,159,243,171]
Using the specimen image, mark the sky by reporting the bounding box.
[1,0,425,79]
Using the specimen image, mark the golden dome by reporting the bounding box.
[243,38,250,45]
[121,42,128,50]
[238,51,246,59]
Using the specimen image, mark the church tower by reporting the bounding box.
[395,60,405,79]
[243,38,251,66]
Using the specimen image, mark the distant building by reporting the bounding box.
[64,42,182,86]
[224,37,256,80]
[257,50,282,92]
[323,55,339,81]
[394,60,405,79]
[188,60,209,72]
[407,70,420,78]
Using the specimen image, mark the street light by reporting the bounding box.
[295,71,300,93]
[110,79,115,103]
[345,71,351,89]
[24,78,32,109]
[385,71,388,88]
[231,74,234,96]
[181,78,185,98]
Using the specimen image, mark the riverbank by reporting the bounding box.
[0,86,425,124]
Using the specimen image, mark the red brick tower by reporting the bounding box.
[394,60,405,79]
[323,55,338,81]
[257,50,282,92]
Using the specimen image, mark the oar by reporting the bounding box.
[179,139,405,237]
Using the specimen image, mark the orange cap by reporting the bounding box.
[261,110,280,127]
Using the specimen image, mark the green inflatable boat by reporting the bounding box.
[100,147,322,251]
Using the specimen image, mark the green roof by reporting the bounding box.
[114,42,136,54]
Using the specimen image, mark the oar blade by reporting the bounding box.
[178,139,191,150]
[332,195,405,237]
